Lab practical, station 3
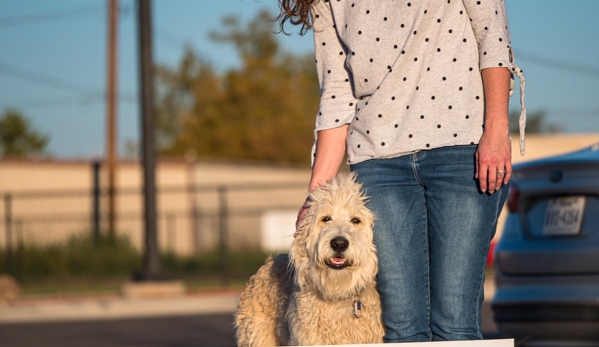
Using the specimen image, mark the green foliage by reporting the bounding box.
[155,10,320,165]
[509,109,563,134]
[0,109,48,158]
[1,233,268,293]
[161,250,268,279]
[1,234,141,282]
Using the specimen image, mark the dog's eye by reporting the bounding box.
[351,217,361,224]
[321,216,332,223]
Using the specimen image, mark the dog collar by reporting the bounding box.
[352,299,362,318]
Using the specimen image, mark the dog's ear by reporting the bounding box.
[343,172,375,227]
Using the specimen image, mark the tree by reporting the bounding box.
[509,109,562,134]
[0,109,48,158]
[155,10,320,165]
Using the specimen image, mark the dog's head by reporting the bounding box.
[290,173,377,301]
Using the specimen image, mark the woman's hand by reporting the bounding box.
[294,197,312,237]
[476,131,511,194]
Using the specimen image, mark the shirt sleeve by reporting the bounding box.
[312,0,358,133]
[462,0,512,70]
[463,0,527,155]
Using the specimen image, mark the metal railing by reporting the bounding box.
[1,181,307,285]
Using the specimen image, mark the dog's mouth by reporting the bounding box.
[325,257,352,269]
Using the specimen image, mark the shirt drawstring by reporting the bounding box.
[507,54,527,156]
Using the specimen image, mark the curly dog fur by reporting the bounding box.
[235,174,384,346]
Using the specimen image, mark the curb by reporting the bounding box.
[0,281,495,325]
[0,291,241,324]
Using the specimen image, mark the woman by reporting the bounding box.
[278,0,525,342]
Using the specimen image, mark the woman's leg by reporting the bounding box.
[418,145,508,340]
[351,155,431,342]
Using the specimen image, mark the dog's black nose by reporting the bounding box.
[330,237,349,252]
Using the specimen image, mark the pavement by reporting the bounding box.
[0,280,496,325]
[0,288,242,324]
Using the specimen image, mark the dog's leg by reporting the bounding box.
[235,254,292,347]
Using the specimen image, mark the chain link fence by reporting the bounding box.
[0,180,307,288]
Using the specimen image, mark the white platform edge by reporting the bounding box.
[300,340,514,347]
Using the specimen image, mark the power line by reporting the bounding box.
[0,6,106,27]
[156,27,193,52]
[0,60,138,110]
[0,94,137,110]
[0,60,102,95]
[514,48,599,79]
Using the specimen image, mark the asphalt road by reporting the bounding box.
[0,303,501,347]
[0,313,237,347]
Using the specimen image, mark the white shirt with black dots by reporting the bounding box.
[311,0,526,165]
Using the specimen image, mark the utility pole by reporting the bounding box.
[137,0,161,280]
[106,0,119,240]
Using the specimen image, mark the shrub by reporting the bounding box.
[1,234,141,282]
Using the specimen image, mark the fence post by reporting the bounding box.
[15,219,22,281]
[166,212,175,254]
[92,160,101,245]
[188,178,200,253]
[218,186,228,287]
[4,194,13,276]
[186,153,200,253]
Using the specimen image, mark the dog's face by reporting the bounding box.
[291,174,377,300]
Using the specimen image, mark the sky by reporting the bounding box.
[0,0,598,159]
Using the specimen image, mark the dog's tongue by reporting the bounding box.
[331,257,345,265]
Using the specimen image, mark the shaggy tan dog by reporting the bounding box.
[235,174,384,346]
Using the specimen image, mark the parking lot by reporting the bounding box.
[0,306,500,347]
[0,274,597,346]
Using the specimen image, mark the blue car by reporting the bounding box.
[493,142,599,345]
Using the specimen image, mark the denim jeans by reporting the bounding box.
[350,145,508,342]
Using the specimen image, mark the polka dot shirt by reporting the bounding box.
[311,0,526,165]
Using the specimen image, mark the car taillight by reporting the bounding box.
[507,182,520,213]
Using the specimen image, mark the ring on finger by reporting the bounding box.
[497,169,506,176]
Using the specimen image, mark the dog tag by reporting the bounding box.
[352,300,362,318]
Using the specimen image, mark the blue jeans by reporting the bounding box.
[350,145,508,342]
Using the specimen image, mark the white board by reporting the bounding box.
[301,340,513,347]
[261,210,296,251]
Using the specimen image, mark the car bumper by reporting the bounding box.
[496,322,599,345]
[492,269,599,340]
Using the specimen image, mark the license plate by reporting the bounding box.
[543,196,586,235]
